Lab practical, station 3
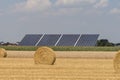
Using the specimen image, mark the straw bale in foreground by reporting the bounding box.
[0,48,7,58]
[34,47,56,65]
[114,51,120,73]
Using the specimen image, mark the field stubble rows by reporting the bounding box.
[0,51,119,80]
[7,51,116,59]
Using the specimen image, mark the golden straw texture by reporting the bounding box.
[114,50,120,73]
[0,48,7,58]
[34,47,56,65]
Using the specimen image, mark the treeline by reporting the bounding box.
[97,39,120,46]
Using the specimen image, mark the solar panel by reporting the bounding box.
[37,34,61,46]
[56,34,80,46]
[19,34,42,46]
[76,34,99,46]
[19,34,99,46]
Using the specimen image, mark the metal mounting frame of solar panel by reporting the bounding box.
[76,34,99,46]
[19,34,43,46]
[37,34,61,46]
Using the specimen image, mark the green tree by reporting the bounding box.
[97,39,114,46]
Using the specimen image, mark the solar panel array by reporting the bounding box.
[19,34,99,46]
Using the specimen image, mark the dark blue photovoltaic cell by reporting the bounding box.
[37,34,61,46]
[76,34,99,46]
[57,34,80,46]
[19,34,99,46]
[19,34,42,46]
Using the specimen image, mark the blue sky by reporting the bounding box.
[0,0,120,43]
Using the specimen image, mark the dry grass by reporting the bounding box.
[34,47,56,65]
[0,58,119,80]
[0,51,118,79]
[7,51,116,59]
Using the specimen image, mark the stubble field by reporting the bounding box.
[0,51,120,80]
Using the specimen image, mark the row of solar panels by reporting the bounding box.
[19,34,99,46]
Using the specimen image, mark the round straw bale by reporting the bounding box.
[0,48,7,58]
[34,47,56,65]
[114,50,120,72]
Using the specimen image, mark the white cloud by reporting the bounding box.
[94,0,108,8]
[55,0,96,6]
[110,8,120,14]
[13,0,51,12]
[11,0,109,16]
